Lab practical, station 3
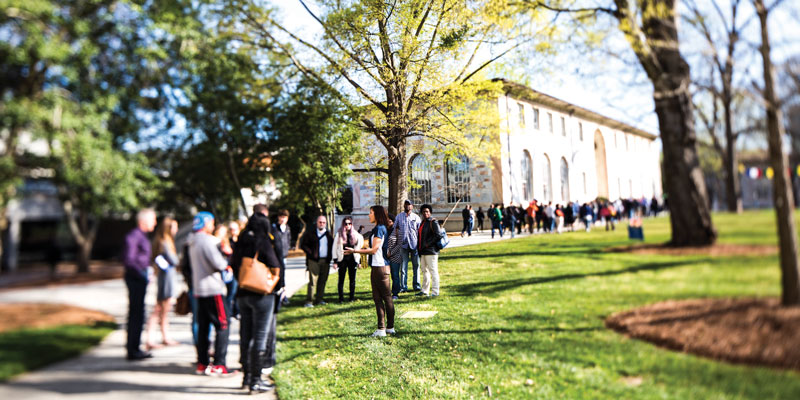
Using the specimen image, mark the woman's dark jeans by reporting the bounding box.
[239,294,276,378]
[337,255,358,301]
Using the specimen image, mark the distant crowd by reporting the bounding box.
[460,196,663,237]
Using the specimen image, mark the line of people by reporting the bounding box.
[120,200,448,392]
[121,205,292,394]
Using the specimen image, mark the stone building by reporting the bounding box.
[347,80,663,231]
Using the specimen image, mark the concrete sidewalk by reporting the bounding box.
[0,229,528,399]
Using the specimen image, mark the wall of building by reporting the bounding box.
[346,90,663,232]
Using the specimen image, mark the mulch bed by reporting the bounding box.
[0,303,115,333]
[607,243,778,257]
[606,298,800,370]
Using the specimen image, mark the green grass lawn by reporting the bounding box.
[273,210,800,399]
[0,321,115,381]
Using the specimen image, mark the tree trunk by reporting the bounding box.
[655,90,718,246]
[387,137,407,216]
[614,0,717,246]
[62,200,97,273]
[755,0,800,306]
[723,103,743,213]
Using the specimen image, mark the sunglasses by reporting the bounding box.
[344,222,352,226]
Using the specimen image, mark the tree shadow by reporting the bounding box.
[278,326,603,342]
[449,259,703,297]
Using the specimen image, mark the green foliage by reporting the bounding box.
[219,0,560,211]
[0,321,115,381]
[272,210,800,399]
[270,78,361,217]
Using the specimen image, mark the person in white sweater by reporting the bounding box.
[332,217,364,302]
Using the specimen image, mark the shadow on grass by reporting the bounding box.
[449,259,704,297]
[279,326,603,342]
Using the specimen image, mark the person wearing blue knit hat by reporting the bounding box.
[187,211,238,377]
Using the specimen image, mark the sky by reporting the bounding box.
[274,0,800,142]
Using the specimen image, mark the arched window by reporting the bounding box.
[446,155,471,203]
[521,150,533,201]
[409,154,432,205]
[542,154,552,203]
[560,157,570,202]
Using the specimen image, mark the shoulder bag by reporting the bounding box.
[239,252,281,295]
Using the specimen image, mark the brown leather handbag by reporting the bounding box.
[238,252,280,294]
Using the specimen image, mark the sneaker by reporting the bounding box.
[194,364,208,375]
[371,329,387,337]
[304,303,314,308]
[250,379,275,394]
[317,300,327,306]
[386,328,396,334]
[415,291,428,296]
[391,295,399,300]
[206,365,238,377]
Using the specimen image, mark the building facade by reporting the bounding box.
[347,80,663,231]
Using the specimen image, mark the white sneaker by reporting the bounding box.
[386,328,396,334]
[371,329,387,337]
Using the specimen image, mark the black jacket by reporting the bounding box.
[232,213,282,296]
[272,223,291,259]
[418,217,442,256]
[300,228,334,263]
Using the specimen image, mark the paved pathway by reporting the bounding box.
[0,229,529,399]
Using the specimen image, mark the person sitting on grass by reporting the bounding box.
[344,205,395,337]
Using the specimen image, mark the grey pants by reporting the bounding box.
[306,258,330,304]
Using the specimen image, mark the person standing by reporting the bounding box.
[417,204,442,297]
[332,217,364,302]
[475,207,485,232]
[526,202,536,234]
[273,210,291,306]
[188,211,236,376]
[145,217,180,350]
[214,224,238,320]
[122,208,157,361]
[490,204,503,238]
[345,206,395,337]
[300,215,334,307]
[555,204,565,234]
[460,205,473,237]
[394,199,421,293]
[503,204,516,238]
[231,204,281,393]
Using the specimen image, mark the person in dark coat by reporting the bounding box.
[417,204,442,296]
[231,204,281,393]
[300,215,334,307]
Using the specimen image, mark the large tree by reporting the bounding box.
[1,0,163,272]
[269,77,361,228]
[219,0,552,214]
[530,0,717,246]
[753,0,800,306]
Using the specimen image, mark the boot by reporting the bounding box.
[249,351,274,394]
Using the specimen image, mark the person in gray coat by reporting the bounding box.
[189,211,237,377]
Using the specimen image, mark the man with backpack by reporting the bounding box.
[416,204,443,297]
[490,203,503,238]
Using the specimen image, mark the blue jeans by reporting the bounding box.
[491,220,502,238]
[462,218,473,236]
[239,294,276,376]
[390,260,402,296]
[508,219,516,238]
[400,248,420,291]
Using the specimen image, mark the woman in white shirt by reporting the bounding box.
[332,217,364,303]
[345,206,395,337]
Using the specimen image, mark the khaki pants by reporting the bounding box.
[420,254,440,296]
[306,258,330,304]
